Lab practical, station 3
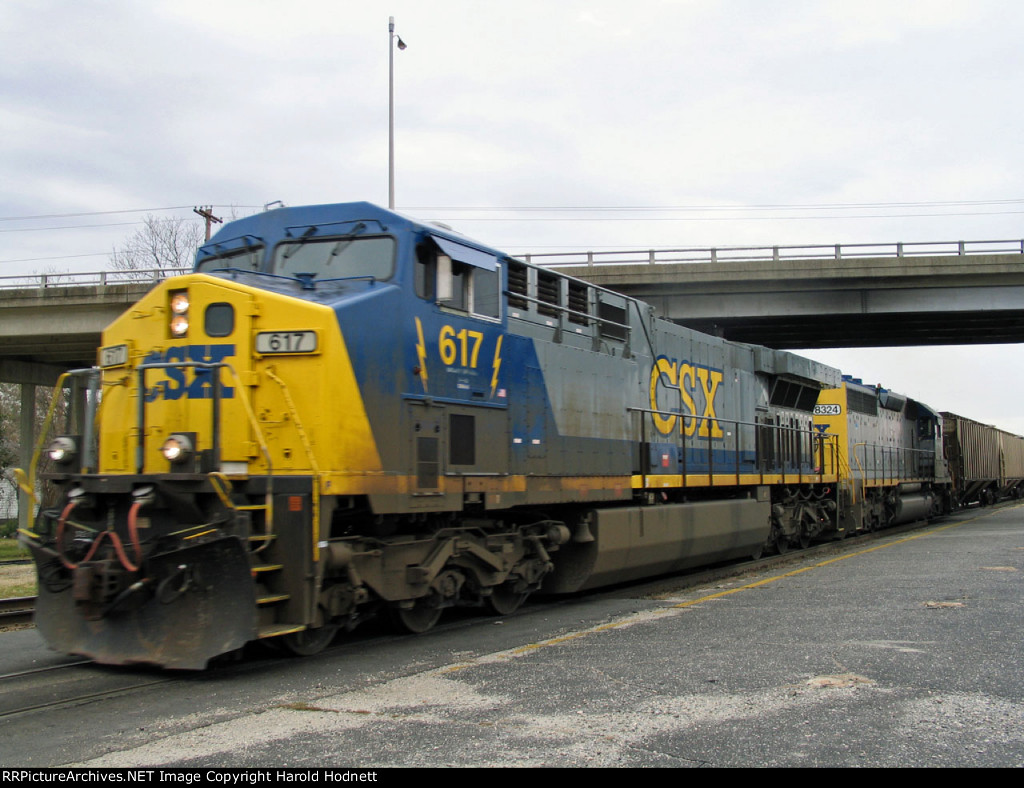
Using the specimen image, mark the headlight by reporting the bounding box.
[161,433,194,464]
[47,436,78,465]
[170,314,189,336]
[169,289,189,337]
[170,292,190,314]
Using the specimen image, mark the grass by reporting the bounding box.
[0,576,36,598]
[0,563,36,598]
[0,537,29,562]
[0,535,36,599]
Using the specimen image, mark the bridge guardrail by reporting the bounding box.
[0,268,190,291]
[523,239,1024,269]
[3,239,1023,289]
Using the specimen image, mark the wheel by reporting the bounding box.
[799,530,811,550]
[486,583,528,616]
[390,600,443,634]
[282,623,339,656]
[773,530,789,554]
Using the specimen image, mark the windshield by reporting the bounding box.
[272,236,395,281]
[195,246,263,273]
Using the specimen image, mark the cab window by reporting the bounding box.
[416,243,501,321]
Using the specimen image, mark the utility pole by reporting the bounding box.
[193,206,223,241]
[389,16,407,210]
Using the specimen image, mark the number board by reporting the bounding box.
[99,344,129,368]
[255,331,318,355]
[813,404,842,416]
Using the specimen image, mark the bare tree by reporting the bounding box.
[0,385,18,525]
[109,215,204,281]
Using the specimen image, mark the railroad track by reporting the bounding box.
[0,596,35,626]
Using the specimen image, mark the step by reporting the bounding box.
[251,563,284,574]
[257,593,290,605]
[258,623,306,639]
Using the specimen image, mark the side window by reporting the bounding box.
[415,244,436,300]
[472,265,500,319]
[425,245,500,320]
[444,261,470,311]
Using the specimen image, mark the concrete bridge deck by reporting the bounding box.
[530,239,1024,348]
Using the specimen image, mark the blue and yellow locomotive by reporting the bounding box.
[22,202,858,668]
[814,376,952,533]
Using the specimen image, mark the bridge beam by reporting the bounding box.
[549,252,1024,348]
[0,359,66,387]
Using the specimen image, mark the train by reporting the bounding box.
[14,201,1016,669]
[941,413,1024,506]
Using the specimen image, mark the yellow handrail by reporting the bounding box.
[264,366,322,562]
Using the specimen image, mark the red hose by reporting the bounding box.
[56,501,78,570]
[55,500,143,573]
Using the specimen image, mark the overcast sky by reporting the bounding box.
[3,1,1024,431]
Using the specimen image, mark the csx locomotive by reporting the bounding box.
[16,202,968,668]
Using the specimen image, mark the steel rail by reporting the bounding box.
[0,595,35,626]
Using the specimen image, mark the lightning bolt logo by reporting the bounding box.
[490,334,503,398]
[414,317,428,393]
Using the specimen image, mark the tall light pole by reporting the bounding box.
[388,16,406,210]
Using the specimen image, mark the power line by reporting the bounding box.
[3,198,1021,225]
[0,205,259,223]
[419,209,1024,222]
[0,221,145,234]
[0,252,110,265]
[402,198,1024,213]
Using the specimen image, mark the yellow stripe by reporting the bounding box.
[313,471,843,497]
[319,473,634,496]
[630,472,839,489]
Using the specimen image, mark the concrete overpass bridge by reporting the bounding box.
[3,241,1022,373]
[526,239,1024,349]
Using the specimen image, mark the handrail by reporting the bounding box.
[851,441,937,483]
[628,405,840,487]
[522,239,1024,269]
[264,366,321,562]
[4,238,1024,289]
[0,267,189,290]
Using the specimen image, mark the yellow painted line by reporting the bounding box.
[439,504,1020,675]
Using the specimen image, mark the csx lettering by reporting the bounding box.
[144,344,235,401]
[648,356,725,439]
